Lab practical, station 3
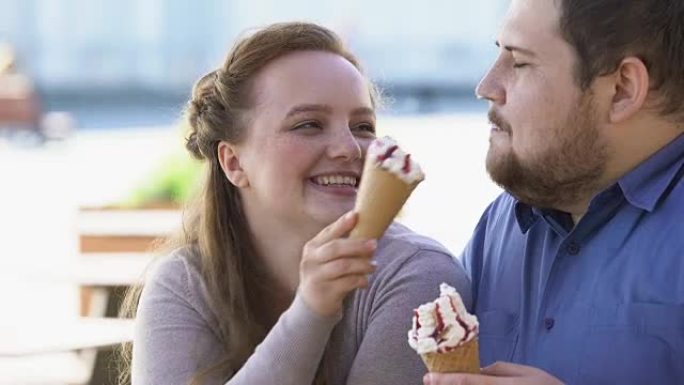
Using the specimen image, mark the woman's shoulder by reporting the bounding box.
[367,223,472,308]
[371,222,464,284]
[142,245,209,309]
[147,245,201,282]
[377,222,454,260]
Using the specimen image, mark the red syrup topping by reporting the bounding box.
[377,145,398,162]
[432,303,446,339]
[402,154,412,173]
[449,295,472,343]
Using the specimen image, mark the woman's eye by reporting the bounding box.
[513,62,529,69]
[353,122,376,134]
[293,121,322,130]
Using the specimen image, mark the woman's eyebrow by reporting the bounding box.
[350,107,375,118]
[285,104,333,118]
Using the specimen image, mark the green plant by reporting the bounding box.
[123,151,202,208]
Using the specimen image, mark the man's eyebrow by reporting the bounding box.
[495,41,537,57]
[285,104,333,118]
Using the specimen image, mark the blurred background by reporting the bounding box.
[0,0,506,384]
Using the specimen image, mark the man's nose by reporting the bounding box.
[476,63,506,105]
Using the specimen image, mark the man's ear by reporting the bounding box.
[217,141,249,188]
[608,56,650,124]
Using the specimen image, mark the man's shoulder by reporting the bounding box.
[472,191,520,233]
[487,191,519,215]
[461,192,526,268]
[660,168,684,216]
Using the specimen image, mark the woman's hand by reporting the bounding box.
[299,211,377,317]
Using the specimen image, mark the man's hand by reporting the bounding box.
[423,362,564,385]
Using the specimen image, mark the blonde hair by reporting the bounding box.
[119,22,378,385]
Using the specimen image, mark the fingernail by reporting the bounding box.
[370,260,378,267]
[366,239,377,249]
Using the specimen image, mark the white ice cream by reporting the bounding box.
[367,136,425,184]
[407,283,479,354]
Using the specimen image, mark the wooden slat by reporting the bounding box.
[76,208,178,317]
[74,252,156,286]
[0,318,134,357]
[79,234,161,253]
[0,352,90,385]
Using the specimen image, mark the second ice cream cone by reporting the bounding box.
[409,284,480,375]
[420,338,480,373]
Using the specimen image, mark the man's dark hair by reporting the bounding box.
[558,0,684,120]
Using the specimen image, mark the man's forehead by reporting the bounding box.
[498,0,562,54]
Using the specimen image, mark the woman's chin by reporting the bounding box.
[308,203,355,226]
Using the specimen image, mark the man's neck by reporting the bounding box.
[608,111,682,178]
[558,118,682,225]
[555,199,590,227]
[571,212,585,226]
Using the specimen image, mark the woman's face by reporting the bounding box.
[229,50,376,232]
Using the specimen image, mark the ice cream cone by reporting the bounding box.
[420,338,480,373]
[349,158,419,239]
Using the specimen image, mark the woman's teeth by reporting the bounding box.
[313,175,358,187]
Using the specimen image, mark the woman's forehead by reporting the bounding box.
[250,51,372,114]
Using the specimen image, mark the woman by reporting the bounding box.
[121,22,470,385]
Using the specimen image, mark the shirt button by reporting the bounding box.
[544,317,555,331]
[566,241,580,255]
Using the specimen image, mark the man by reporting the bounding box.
[426,0,684,384]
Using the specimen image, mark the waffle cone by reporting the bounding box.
[349,161,420,239]
[420,338,480,373]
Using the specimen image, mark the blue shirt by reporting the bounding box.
[462,133,684,385]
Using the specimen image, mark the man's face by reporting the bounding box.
[475,0,608,209]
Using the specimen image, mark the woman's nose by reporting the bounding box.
[327,127,363,162]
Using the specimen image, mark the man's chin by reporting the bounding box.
[485,147,529,199]
[485,147,511,178]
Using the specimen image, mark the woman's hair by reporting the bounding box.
[118,22,378,385]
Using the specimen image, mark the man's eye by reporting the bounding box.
[513,62,529,69]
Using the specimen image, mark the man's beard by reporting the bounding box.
[486,93,608,210]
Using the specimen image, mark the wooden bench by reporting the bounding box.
[0,317,134,385]
[76,208,180,316]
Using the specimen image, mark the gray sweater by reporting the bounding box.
[132,223,471,385]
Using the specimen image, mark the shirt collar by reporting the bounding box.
[514,200,538,234]
[515,202,575,235]
[514,133,684,232]
[618,133,684,212]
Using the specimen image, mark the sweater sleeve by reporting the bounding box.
[132,255,226,385]
[132,254,341,385]
[344,249,471,385]
[227,294,341,384]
